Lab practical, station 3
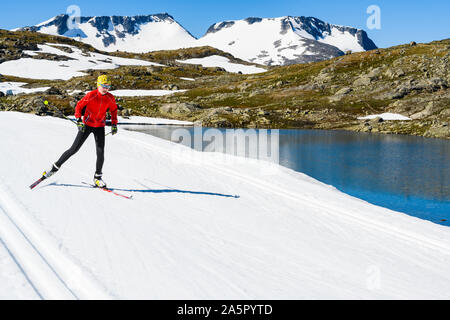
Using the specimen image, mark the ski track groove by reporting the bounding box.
[0,235,44,299]
[121,134,450,257]
[0,183,113,300]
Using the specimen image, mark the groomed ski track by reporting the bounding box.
[0,186,113,299]
[1,112,449,299]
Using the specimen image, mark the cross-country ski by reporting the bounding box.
[82,182,133,200]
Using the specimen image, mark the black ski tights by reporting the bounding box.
[55,126,105,175]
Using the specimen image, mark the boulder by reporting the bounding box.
[353,76,372,86]
[367,67,383,79]
[257,110,270,116]
[335,87,353,95]
[46,87,62,95]
[424,123,450,138]
[426,77,448,90]
[210,119,233,128]
[384,68,406,79]
[160,103,200,115]
[146,66,163,73]
[369,117,384,124]
[328,95,344,102]
[410,101,442,119]
[439,108,450,118]
[238,82,251,91]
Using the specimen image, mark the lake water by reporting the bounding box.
[129,126,450,227]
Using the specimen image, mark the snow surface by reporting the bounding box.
[67,115,193,126]
[115,116,192,126]
[0,82,50,95]
[0,44,160,80]
[315,26,365,53]
[1,111,450,300]
[197,18,293,65]
[0,239,39,299]
[358,113,412,121]
[176,55,266,74]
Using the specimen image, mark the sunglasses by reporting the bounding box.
[98,83,111,89]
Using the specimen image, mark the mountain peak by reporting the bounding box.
[16,13,377,66]
[199,15,377,65]
[18,13,196,52]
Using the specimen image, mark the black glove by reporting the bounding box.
[112,125,118,135]
[77,118,85,132]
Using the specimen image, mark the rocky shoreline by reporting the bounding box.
[1,97,448,139]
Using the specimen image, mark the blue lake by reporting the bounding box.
[131,126,450,227]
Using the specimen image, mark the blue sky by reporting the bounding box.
[0,0,449,48]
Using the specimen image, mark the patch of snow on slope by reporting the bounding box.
[358,113,412,121]
[0,82,50,95]
[176,55,266,74]
[197,18,286,65]
[0,44,162,80]
[319,27,365,53]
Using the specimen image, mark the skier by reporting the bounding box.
[41,75,118,188]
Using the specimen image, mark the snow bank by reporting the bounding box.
[67,115,193,126]
[116,116,192,126]
[176,55,267,74]
[358,113,412,121]
[0,111,449,299]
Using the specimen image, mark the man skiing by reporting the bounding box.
[41,75,118,188]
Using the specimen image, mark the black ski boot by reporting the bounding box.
[43,163,59,179]
[93,173,107,188]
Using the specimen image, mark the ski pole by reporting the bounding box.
[44,100,78,125]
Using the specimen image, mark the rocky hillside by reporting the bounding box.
[0,29,448,139]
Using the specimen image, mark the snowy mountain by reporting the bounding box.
[17,14,377,66]
[18,13,197,53]
[197,16,377,65]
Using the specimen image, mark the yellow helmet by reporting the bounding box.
[97,75,111,88]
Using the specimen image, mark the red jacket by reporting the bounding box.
[75,89,118,127]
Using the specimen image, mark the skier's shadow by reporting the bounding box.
[45,182,240,199]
